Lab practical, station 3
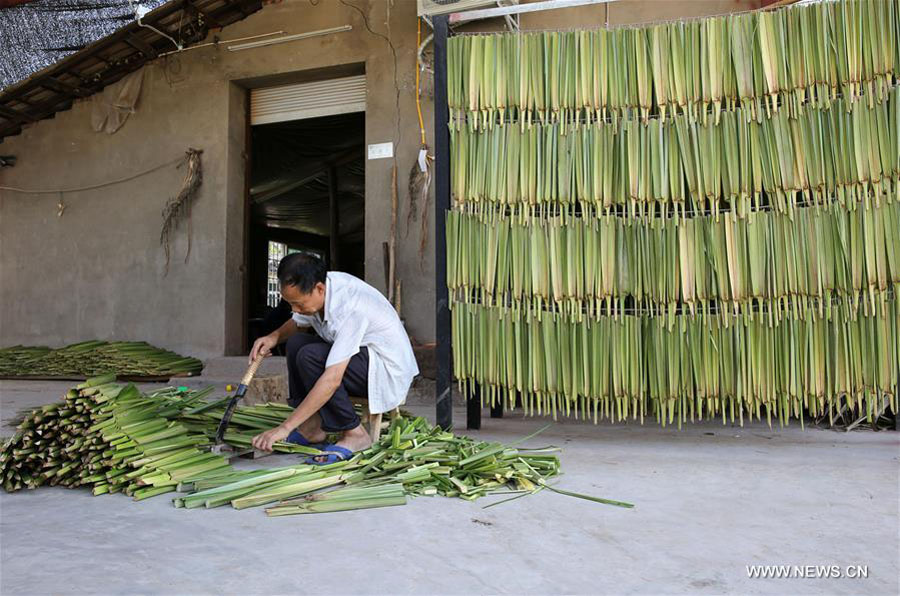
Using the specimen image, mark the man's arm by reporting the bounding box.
[248,318,304,363]
[271,317,302,343]
[251,359,350,451]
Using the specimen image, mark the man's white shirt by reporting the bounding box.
[291,272,419,414]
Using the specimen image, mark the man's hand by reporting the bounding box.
[252,425,291,452]
[249,333,279,364]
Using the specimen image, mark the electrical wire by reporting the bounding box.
[0,153,188,194]
[127,0,182,51]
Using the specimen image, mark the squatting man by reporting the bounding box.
[250,253,418,463]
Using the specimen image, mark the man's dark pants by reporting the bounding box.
[285,332,366,432]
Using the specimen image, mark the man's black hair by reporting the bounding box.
[277,253,326,293]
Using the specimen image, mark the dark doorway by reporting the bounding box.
[246,111,365,351]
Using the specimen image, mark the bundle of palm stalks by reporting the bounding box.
[446,0,900,428]
[0,379,323,497]
[450,87,900,216]
[448,201,900,316]
[0,376,220,496]
[449,0,899,124]
[0,341,203,379]
[451,298,898,428]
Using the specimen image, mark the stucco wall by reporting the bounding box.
[0,66,233,356]
[0,0,431,357]
[0,0,764,359]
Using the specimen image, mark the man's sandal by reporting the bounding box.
[304,444,353,465]
[285,430,326,449]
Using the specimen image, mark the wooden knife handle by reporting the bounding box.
[241,353,265,386]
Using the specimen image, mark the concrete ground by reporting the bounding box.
[1,378,898,596]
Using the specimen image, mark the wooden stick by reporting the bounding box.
[389,162,398,305]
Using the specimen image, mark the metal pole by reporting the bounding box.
[449,0,619,25]
[490,395,503,419]
[469,383,483,430]
[433,14,454,431]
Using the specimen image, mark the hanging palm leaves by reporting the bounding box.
[448,200,900,316]
[451,299,899,428]
[449,87,900,215]
[448,0,900,125]
[447,0,899,428]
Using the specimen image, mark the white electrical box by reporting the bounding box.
[367,142,394,160]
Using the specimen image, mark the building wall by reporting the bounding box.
[0,0,430,358]
[0,67,233,356]
[0,0,763,359]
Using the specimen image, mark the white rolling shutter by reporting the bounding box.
[250,75,366,125]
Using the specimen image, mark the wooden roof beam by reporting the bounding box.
[184,0,224,30]
[124,34,159,59]
[0,105,37,123]
[41,76,93,98]
[13,95,39,108]
[25,96,74,125]
[0,124,23,137]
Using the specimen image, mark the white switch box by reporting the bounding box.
[367,142,394,160]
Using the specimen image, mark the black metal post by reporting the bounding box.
[468,383,482,430]
[434,14,454,430]
[490,394,503,418]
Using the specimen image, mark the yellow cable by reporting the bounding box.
[415,17,427,147]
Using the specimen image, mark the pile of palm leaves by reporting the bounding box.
[172,414,615,515]
[0,341,203,379]
[0,383,330,496]
[2,379,630,514]
[0,376,219,496]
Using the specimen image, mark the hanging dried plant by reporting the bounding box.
[416,151,434,271]
[160,148,203,275]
